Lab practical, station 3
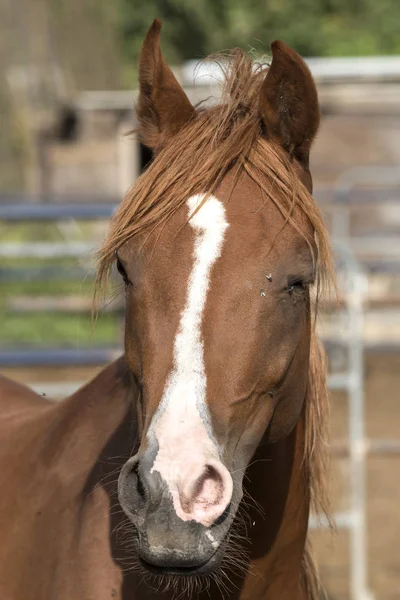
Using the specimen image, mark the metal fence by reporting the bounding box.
[311,241,373,600]
[319,166,400,600]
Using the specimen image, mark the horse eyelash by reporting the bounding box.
[286,278,311,295]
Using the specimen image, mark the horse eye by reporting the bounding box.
[115,254,131,285]
[286,278,307,295]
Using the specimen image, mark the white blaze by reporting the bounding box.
[148,193,229,522]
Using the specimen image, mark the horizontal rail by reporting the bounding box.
[309,510,354,530]
[332,439,400,456]
[0,202,117,220]
[0,242,96,258]
[0,348,122,367]
[6,295,122,313]
[323,338,400,354]
[2,339,400,367]
[0,266,94,283]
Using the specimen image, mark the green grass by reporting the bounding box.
[0,256,82,267]
[0,221,105,243]
[0,278,96,299]
[0,223,120,347]
[0,312,120,347]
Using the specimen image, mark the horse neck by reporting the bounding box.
[2,358,134,498]
[38,358,133,483]
[238,407,313,600]
[0,359,135,600]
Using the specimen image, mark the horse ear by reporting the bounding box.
[137,19,195,151]
[259,41,320,166]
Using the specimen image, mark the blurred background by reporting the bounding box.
[1,1,400,598]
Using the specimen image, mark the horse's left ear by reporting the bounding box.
[137,19,196,152]
[259,41,320,166]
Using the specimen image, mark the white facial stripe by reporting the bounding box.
[148,194,229,522]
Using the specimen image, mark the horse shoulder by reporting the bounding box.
[0,359,136,600]
[0,373,50,413]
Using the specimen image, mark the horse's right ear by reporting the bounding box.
[137,19,195,152]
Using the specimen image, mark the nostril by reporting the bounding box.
[131,461,147,500]
[192,465,223,508]
[179,462,232,527]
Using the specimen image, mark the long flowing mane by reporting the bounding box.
[97,48,333,595]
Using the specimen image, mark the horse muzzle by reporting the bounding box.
[118,452,235,574]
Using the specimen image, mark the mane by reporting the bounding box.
[96,47,333,597]
[302,333,332,599]
[97,49,332,289]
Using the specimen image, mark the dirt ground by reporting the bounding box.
[311,352,400,600]
[3,352,400,600]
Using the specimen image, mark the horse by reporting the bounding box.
[0,18,332,600]
[0,358,134,599]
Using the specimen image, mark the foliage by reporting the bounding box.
[0,223,120,348]
[119,0,400,75]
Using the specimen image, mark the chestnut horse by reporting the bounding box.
[0,19,332,600]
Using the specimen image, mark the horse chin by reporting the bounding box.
[136,528,231,578]
[138,548,223,577]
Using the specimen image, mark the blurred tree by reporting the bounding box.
[0,0,124,192]
[119,0,400,75]
[50,0,123,91]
